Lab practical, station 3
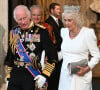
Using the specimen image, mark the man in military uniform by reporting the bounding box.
[30,5,54,41]
[6,5,58,90]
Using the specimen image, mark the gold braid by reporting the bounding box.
[10,31,18,54]
[42,62,55,77]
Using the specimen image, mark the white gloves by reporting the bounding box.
[40,50,45,70]
[58,51,63,61]
[34,75,46,88]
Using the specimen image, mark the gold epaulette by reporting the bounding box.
[42,62,55,77]
[6,67,13,79]
[10,31,18,54]
[36,24,46,29]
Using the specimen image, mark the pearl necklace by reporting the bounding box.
[69,29,80,37]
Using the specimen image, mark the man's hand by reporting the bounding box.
[34,75,46,88]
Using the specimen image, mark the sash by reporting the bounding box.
[13,28,41,77]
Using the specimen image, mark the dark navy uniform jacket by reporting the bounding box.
[45,16,63,51]
[6,23,58,78]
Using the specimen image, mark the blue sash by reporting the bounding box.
[13,28,41,77]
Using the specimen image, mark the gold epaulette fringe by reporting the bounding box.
[42,62,55,77]
[10,31,18,54]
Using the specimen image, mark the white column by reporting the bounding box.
[0,0,8,90]
[0,0,8,53]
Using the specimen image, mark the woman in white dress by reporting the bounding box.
[58,6,100,90]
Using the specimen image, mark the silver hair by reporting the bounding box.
[62,12,85,28]
[13,5,31,22]
[30,5,43,12]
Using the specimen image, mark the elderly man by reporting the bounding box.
[30,5,54,41]
[30,5,43,24]
[6,5,58,90]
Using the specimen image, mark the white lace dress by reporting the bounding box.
[58,27,100,90]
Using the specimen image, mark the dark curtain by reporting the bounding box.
[8,0,36,30]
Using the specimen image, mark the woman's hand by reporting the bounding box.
[76,66,90,76]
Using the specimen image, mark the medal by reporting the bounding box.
[27,43,36,51]
[33,34,40,42]
[29,53,36,60]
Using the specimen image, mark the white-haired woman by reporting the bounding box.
[58,6,100,90]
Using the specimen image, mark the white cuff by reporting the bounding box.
[58,51,63,61]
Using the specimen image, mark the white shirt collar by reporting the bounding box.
[50,15,58,22]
